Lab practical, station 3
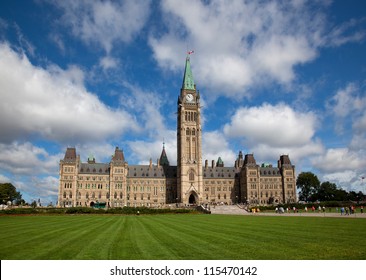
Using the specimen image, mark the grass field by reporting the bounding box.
[0,214,365,260]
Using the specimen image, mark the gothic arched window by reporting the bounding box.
[189,170,194,181]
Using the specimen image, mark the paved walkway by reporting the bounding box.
[210,205,366,218]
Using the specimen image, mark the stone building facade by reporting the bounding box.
[58,56,296,207]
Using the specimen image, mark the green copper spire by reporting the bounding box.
[159,142,170,166]
[182,55,195,90]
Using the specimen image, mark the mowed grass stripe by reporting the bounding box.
[140,215,229,259]
[73,216,127,259]
[1,214,366,259]
[1,216,115,259]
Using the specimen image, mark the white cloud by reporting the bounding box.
[99,55,119,71]
[14,176,59,205]
[0,174,11,183]
[312,148,366,173]
[149,0,365,98]
[52,0,151,53]
[223,103,318,147]
[326,18,366,47]
[49,33,65,54]
[0,142,61,175]
[0,43,139,143]
[149,0,316,96]
[120,82,170,138]
[326,83,366,154]
[222,103,323,164]
[202,131,236,165]
[322,170,358,186]
[328,84,359,118]
[127,133,177,166]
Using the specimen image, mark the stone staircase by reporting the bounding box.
[209,204,250,215]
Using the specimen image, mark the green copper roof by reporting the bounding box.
[216,157,224,167]
[182,56,195,90]
[159,144,170,166]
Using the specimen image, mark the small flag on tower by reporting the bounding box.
[187,50,194,55]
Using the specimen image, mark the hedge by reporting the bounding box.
[0,206,196,215]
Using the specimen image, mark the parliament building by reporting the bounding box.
[58,56,296,208]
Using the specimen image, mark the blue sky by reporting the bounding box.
[0,0,365,205]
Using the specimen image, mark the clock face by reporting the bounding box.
[185,93,194,102]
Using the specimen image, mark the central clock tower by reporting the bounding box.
[177,55,203,205]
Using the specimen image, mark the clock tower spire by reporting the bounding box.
[177,53,203,205]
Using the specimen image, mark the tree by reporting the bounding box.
[347,191,365,202]
[0,183,23,205]
[296,172,320,202]
[333,188,348,201]
[312,181,338,201]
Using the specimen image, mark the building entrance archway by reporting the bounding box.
[188,192,198,205]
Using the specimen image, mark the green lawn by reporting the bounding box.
[0,214,365,260]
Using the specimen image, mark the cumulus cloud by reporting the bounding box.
[312,148,366,173]
[149,0,365,98]
[312,147,366,192]
[224,103,317,146]
[326,84,366,155]
[327,83,366,133]
[0,142,61,175]
[146,1,335,97]
[14,176,59,205]
[127,132,177,166]
[0,43,139,144]
[222,103,323,163]
[50,0,151,53]
[202,131,236,165]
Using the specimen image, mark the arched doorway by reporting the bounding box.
[188,192,198,205]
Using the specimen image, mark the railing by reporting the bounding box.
[196,205,211,214]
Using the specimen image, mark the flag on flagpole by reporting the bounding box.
[187,50,194,55]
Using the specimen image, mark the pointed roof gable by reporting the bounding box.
[64,148,76,162]
[182,56,195,90]
[159,144,170,166]
[244,154,257,166]
[111,147,125,163]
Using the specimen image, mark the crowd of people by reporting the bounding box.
[272,205,364,215]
